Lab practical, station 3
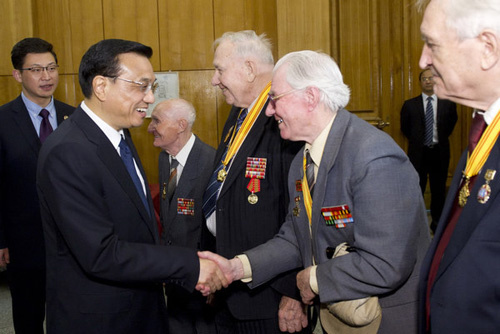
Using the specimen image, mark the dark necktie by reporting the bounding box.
[468,113,487,154]
[424,97,434,146]
[305,150,315,194]
[39,109,53,143]
[167,159,179,202]
[119,137,149,213]
[425,112,487,330]
[202,108,248,220]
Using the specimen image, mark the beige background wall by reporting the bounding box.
[0,0,471,184]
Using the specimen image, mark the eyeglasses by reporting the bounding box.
[268,89,301,108]
[113,77,159,94]
[421,76,434,82]
[21,64,59,75]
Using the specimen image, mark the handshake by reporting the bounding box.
[194,251,244,296]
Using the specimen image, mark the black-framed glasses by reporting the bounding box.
[21,64,59,75]
[268,89,301,108]
[112,77,159,94]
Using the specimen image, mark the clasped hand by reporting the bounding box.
[195,251,244,296]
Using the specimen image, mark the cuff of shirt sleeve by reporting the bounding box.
[235,254,253,283]
[310,265,319,294]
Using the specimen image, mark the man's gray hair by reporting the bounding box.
[417,0,500,40]
[214,30,274,65]
[157,99,196,127]
[274,50,350,113]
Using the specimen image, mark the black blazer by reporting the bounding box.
[202,103,302,320]
[0,95,74,270]
[37,107,200,334]
[400,95,457,169]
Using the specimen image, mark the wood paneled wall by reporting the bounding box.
[0,0,469,184]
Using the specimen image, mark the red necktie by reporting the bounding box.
[425,112,486,331]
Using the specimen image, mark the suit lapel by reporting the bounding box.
[11,96,41,154]
[74,109,158,242]
[435,144,500,281]
[54,100,72,125]
[164,138,203,230]
[311,109,350,236]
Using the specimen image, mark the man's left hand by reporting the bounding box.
[297,267,316,305]
[278,296,308,333]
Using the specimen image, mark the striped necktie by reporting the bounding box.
[424,97,434,146]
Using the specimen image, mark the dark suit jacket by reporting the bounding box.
[203,103,302,320]
[400,95,457,170]
[418,144,500,333]
[246,109,431,334]
[159,136,215,249]
[37,107,200,334]
[0,95,74,270]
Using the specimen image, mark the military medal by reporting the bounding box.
[295,180,302,192]
[245,157,266,205]
[478,169,496,204]
[293,196,301,217]
[247,178,260,204]
[458,176,471,207]
[217,168,227,182]
[321,205,353,228]
[177,198,195,216]
[162,182,167,200]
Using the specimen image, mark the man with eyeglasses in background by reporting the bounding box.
[401,68,457,233]
[36,38,228,334]
[0,37,74,334]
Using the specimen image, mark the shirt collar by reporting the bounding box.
[304,114,336,167]
[480,97,500,125]
[22,92,55,117]
[170,133,195,167]
[80,101,123,150]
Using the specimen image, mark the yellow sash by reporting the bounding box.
[302,155,313,225]
[221,82,271,171]
[459,110,500,206]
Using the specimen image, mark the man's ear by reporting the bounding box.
[305,86,320,111]
[479,30,499,70]
[93,76,109,102]
[178,118,188,133]
[245,60,256,82]
[12,69,22,83]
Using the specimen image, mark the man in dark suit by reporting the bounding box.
[401,67,457,232]
[201,30,306,333]
[36,39,227,334]
[148,98,217,334]
[0,37,74,334]
[201,50,430,334]
[418,0,500,333]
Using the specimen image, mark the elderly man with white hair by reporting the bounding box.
[417,0,500,333]
[201,50,430,334]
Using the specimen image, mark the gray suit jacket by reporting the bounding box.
[159,135,215,249]
[245,109,430,334]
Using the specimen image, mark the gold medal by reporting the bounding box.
[248,193,258,204]
[477,169,496,204]
[293,196,301,216]
[217,168,227,182]
[458,177,471,207]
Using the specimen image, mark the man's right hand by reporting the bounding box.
[196,258,229,296]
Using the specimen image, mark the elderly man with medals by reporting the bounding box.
[201,31,306,333]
